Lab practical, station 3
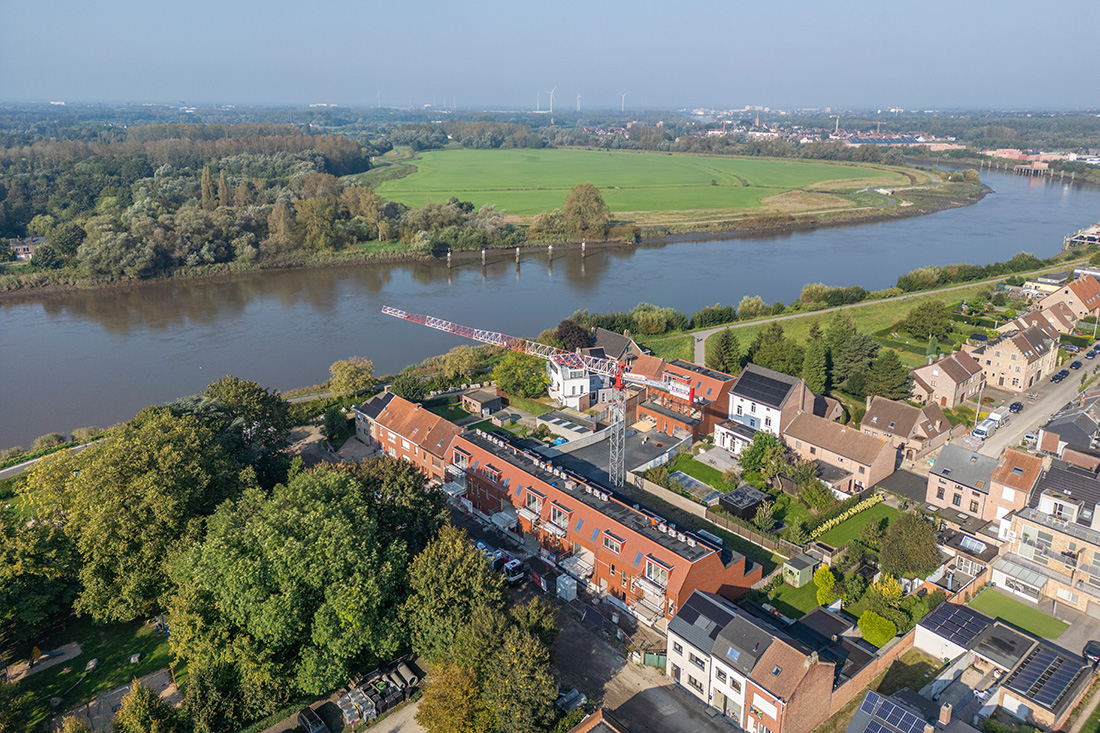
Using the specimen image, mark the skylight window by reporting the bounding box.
[772,666,782,676]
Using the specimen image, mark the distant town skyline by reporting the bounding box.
[3,0,1097,111]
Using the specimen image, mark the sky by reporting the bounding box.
[2,0,1098,111]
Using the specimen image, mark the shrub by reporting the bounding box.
[71,426,102,442]
[31,433,67,451]
[859,610,898,647]
[809,494,884,540]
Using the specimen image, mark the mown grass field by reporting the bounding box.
[372,149,911,218]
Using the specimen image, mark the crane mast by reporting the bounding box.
[382,306,698,487]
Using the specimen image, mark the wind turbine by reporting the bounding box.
[536,91,541,112]
[620,92,627,113]
[546,87,556,114]
[576,92,582,112]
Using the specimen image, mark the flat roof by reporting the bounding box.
[971,620,1035,670]
[551,429,684,487]
[640,400,702,426]
[1003,644,1089,714]
[876,469,928,504]
[919,602,991,649]
[463,430,717,563]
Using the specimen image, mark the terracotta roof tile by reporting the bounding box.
[784,412,889,465]
[992,448,1043,493]
[376,394,462,456]
[748,639,814,701]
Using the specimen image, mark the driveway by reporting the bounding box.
[977,361,1100,457]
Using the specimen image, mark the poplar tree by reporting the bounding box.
[200,165,215,211]
[217,169,231,208]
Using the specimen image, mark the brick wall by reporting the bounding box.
[827,628,916,717]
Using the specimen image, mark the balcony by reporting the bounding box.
[637,576,667,598]
[545,521,567,538]
[518,506,540,524]
[560,551,594,580]
[447,464,466,478]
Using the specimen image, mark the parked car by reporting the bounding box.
[1024,432,1039,444]
[1084,640,1100,664]
[1064,344,1081,353]
[1052,372,1068,383]
[1087,351,1097,360]
[1071,361,1084,370]
[1009,402,1024,414]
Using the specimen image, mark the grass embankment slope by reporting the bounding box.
[371,148,912,224]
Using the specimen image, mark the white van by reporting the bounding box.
[972,419,998,440]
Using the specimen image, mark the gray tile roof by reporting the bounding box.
[1044,412,1099,449]
[668,591,741,657]
[354,391,395,421]
[930,445,998,493]
[1029,462,1100,526]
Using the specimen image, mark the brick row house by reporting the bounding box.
[861,395,950,462]
[449,430,762,625]
[781,412,896,497]
[353,392,462,484]
[925,446,1040,524]
[965,325,1057,393]
[667,591,877,733]
[996,301,1077,337]
[1038,274,1100,320]
[910,351,985,409]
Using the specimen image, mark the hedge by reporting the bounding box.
[810,493,885,540]
[950,313,996,328]
[1062,333,1093,348]
[859,610,898,647]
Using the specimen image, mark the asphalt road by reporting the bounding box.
[978,356,1100,457]
[0,444,89,481]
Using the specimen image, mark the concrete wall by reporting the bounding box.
[626,471,708,519]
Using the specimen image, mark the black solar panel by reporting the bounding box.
[920,603,990,647]
[731,370,795,409]
[855,690,928,733]
[1005,646,1086,711]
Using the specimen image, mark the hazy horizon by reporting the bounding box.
[3,0,1098,111]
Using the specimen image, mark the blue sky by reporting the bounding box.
[2,0,1097,110]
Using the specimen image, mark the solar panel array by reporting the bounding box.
[920,602,990,647]
[732,370,795,409]
[855,691,928,733]
[1005,646,1086,710]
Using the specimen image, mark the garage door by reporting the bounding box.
[1086,600,1100,620]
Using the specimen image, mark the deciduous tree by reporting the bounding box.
[22,407,241,622]
[484,627,557,733]
[114,679,185,733]
[416,663,493,733]
[903,300,953,341]
[329,356,374,396]
[403,525,505,662]
[555,319,590,351]
[390,371,427,401]
[169,468,410,696]
[562,184,610,239]
[814,565,837,606]
[492,352,548,398]
[858,610,897,647]
[0,507,78,647]
[879,513,939,579]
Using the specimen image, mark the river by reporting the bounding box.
[3,169,1099,450]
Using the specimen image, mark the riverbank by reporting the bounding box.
[0,177,983,299]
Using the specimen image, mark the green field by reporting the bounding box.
[816,503,900,547]
[371,148,910,218]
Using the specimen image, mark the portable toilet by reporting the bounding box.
[557,573,577,602]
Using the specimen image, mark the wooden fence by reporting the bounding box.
[704,508,803,558]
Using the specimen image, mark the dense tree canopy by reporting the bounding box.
[903,300,953,341]
[169,467,412,697]
[22,407,242,622]
[492,352,549,398]
[879,513,940,578]
[562,184,610,239]
[0,506,78,647]
[864,350,913,400]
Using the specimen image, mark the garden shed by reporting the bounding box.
[783,552,819,588]
[717,484,768,520]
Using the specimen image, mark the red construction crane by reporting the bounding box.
[382,306,700,486]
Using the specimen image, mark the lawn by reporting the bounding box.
[423,398,470,422]
[816,503,900,547]
[969,588,1069,639]
[668,453,733,491]
[374,149,908,217]
[813,649,942,733]
[643,335,694,362]
[16,616,174,729]
[770,581,821,619]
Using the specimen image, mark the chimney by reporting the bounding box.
[923,725,935,733]
[939,702,952,725]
